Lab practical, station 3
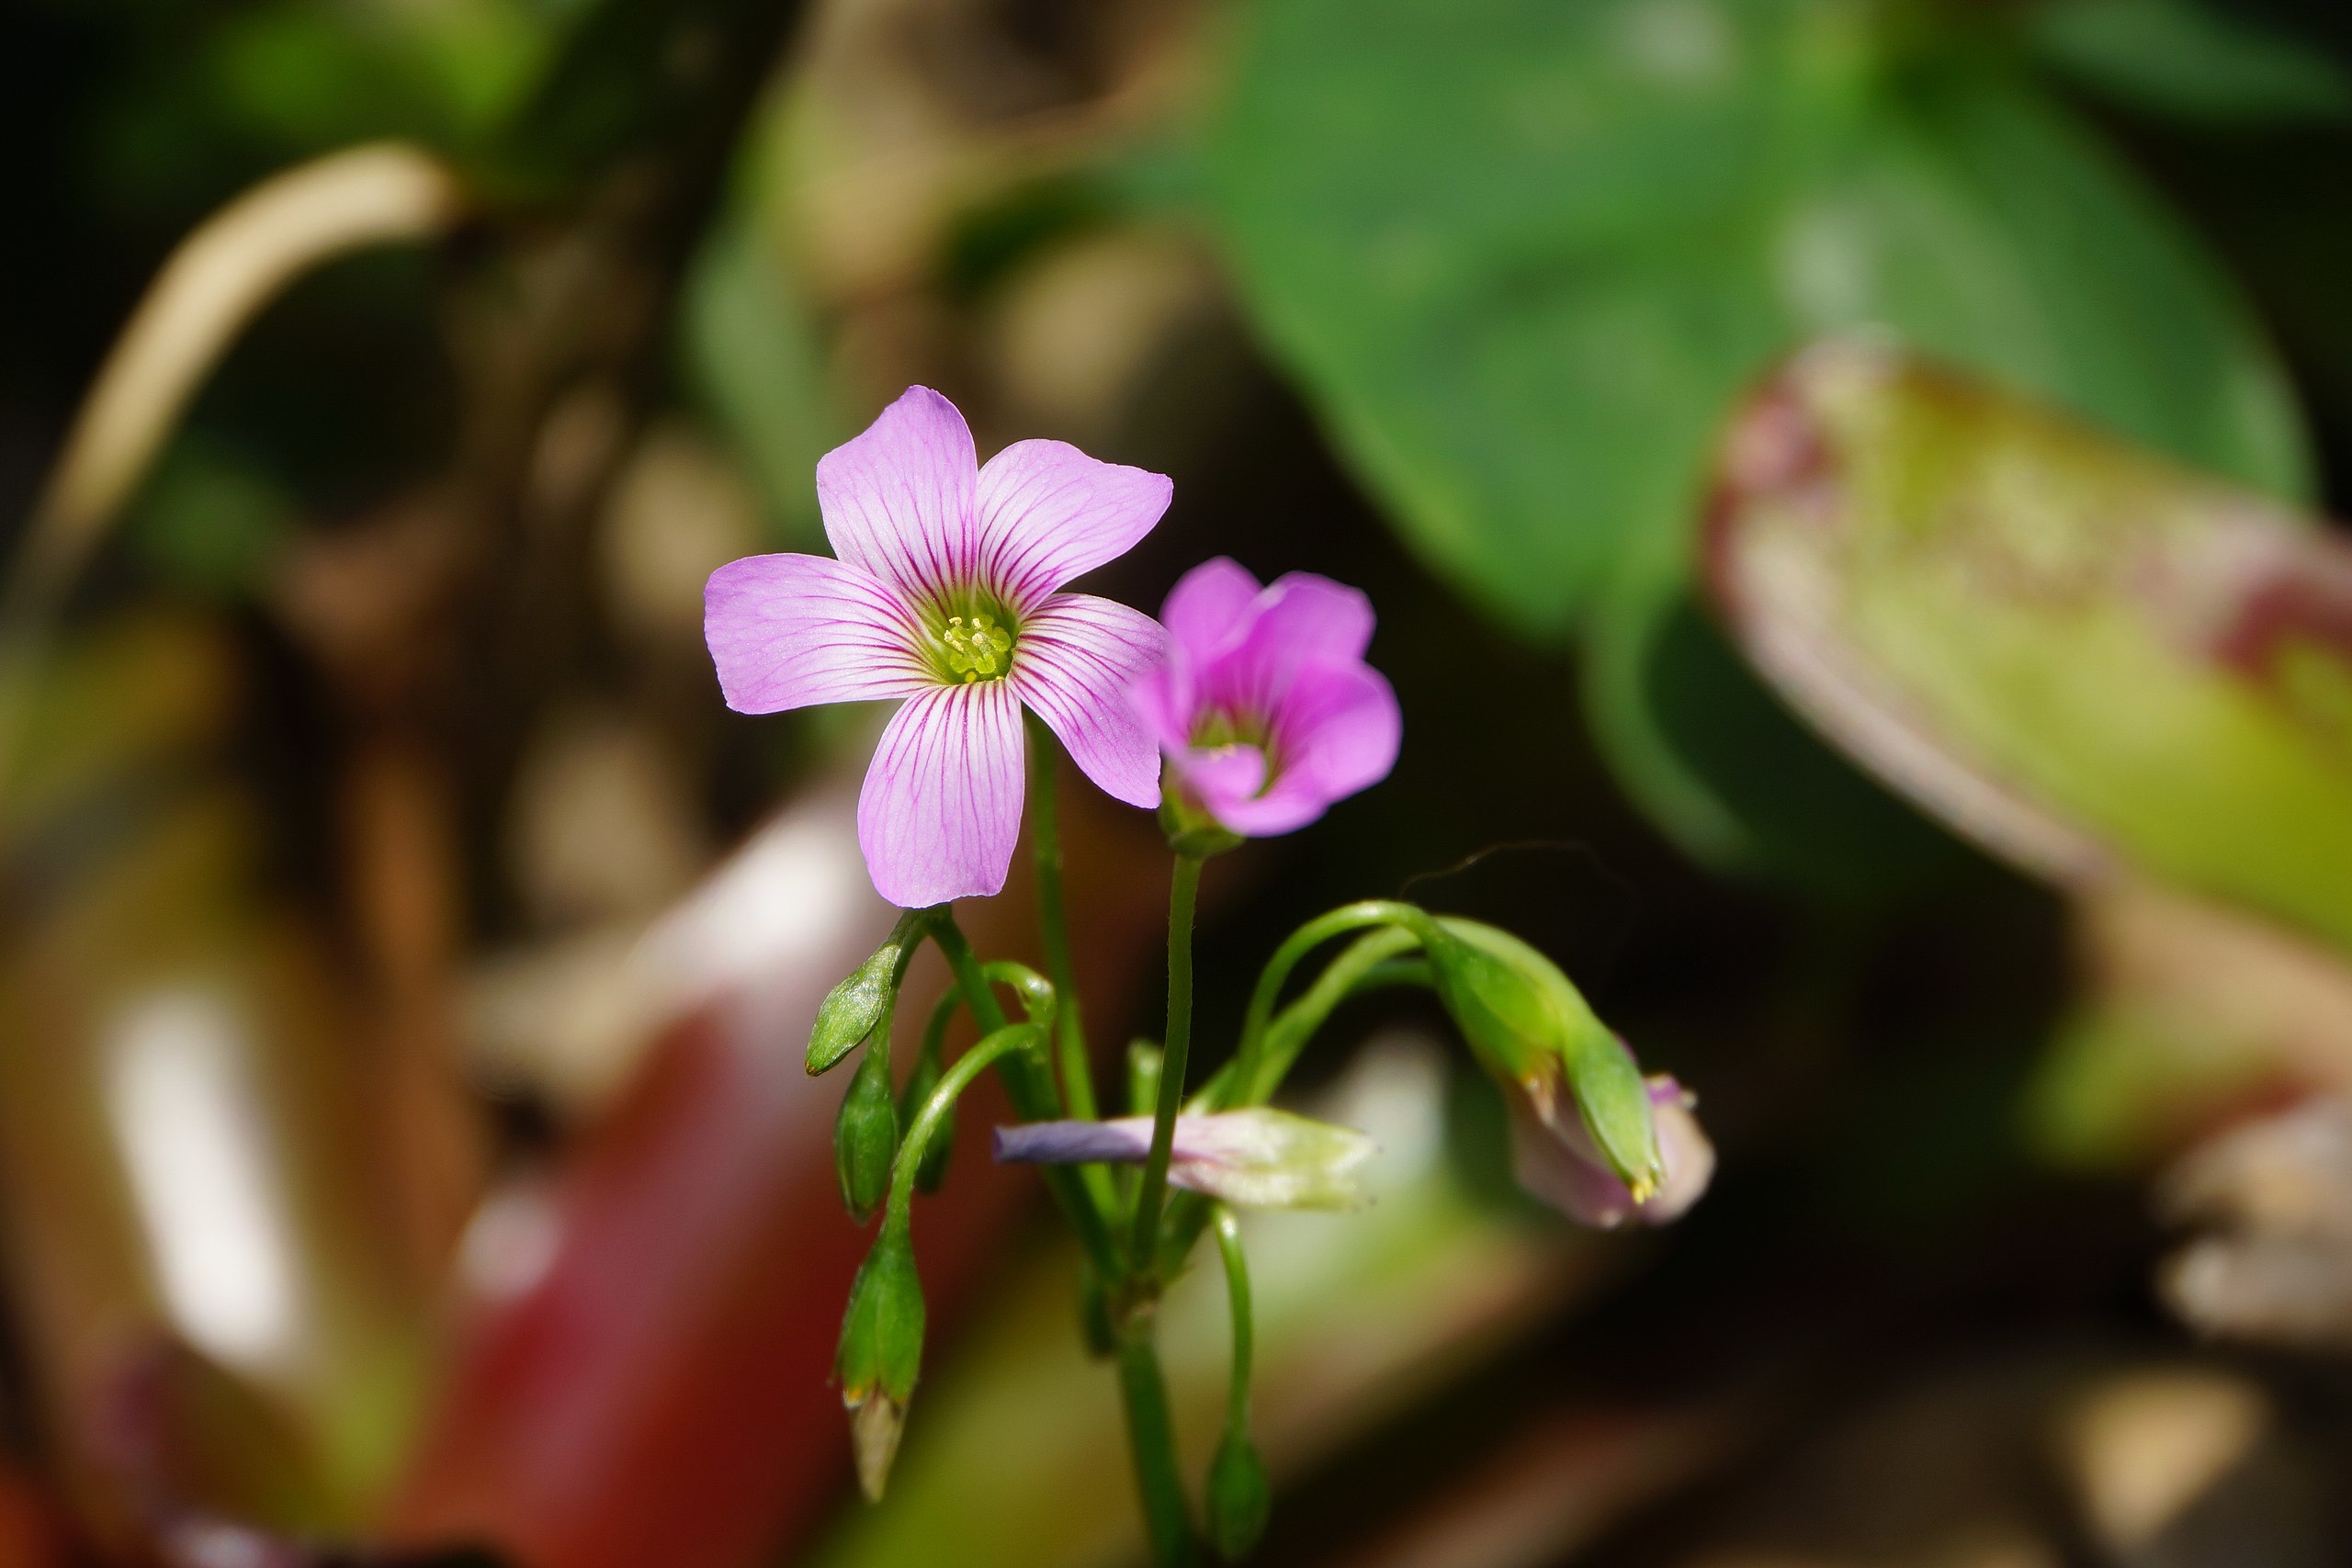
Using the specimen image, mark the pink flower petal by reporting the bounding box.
[1199,573,1376,716]
[1160,557,1262,656]
[976,440,1173,613]
[704,553,929,714]
[817,387,980,606]
[1276,660,1402,799]
[1010,594,1168,808]
[1128,661,1197,754]
[857,680,1025,908]
[1182,745,1271,817]
[1182,662,1398,835]
[1511,1077,1713,1228]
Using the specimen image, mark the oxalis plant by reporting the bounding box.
[702,388,1714,1562]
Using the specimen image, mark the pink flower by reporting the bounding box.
[1510,1077,1714,1229]
[1130,558,1402,836]
[704,387,1170,907]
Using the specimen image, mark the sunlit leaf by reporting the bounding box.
[1707,340,2352,952]
[1208,0,2305,644]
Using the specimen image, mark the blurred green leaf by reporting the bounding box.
[1709,342,2352,953]
[682,214,835,545]
[1585,591,1974,890]
[1207,0,2306,646]
[208,0,550,153]
[127,437,297,599]
[2026,0,2352,125]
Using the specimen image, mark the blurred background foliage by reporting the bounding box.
[8,0,2352,1565]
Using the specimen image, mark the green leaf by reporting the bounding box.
[683,212,838,547]
[2026,0,2352,126]
[1207,0,2305,644]
[1708,341,2352,953]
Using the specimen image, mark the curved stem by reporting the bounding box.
[1222,900,1442,1111]
[984,959,1057,1029]
[1131,853,1204,1270]
[1243,925,1426,1105]
[1212,1207,1252,1437]
[1025,711,1099,1121]
[888,1022,1040,1226]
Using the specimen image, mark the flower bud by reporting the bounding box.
[993,1109,1375,1211]
[835,1219,924,1500]
[835,1039,899,1224]
[897,1045,953,1194]
[808,912,925,1076]
[1511,1076,1714,1228]
[1204,1429,1272,1559]
[1424,918,1662,1196]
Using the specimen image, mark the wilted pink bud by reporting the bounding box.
[1510,1076,1713,1228]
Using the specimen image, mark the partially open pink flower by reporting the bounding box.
[1130,558,1401,836]
[705,387,1170,907]
[1510,1076,1713,1229]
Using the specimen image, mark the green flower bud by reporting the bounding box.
[835,1039,899,1224]
[1424,918,1662,1197]
[897,1044,953,1194]
[835,1219,924,1499]
[1204,1429,1271,1559]
[808,912,926,1076]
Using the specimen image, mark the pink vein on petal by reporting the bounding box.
[857,680,1025,908]
[976,439,1173,613]
[817,386,980,606]
[1010,593,1168,808]
[704,553,928,714]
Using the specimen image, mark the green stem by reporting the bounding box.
[1243,926,1425,1104]
[1025,719,1125,1229]
[1026,711,1099,1121]
[928,912,1122,1279]
[888,1022,1040,1226]
[930,914,1008,1033]
[1116,1319,1196,1566]
[984,959,1057,1028]
[1160,926,1432,1274]
[1212,1206,1252,1436]
[1131,852,1204,1270]
[1221,900,1441,1111]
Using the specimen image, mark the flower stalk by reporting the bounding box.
[1131,851,1204,1271]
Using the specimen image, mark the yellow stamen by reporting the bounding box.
[941,611,1013,682]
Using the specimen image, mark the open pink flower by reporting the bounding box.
[1130,558,1401,836]
[705,387,1170,907]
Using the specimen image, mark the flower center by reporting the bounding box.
[930,604,1016,683]
[1190,707,1280,789]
